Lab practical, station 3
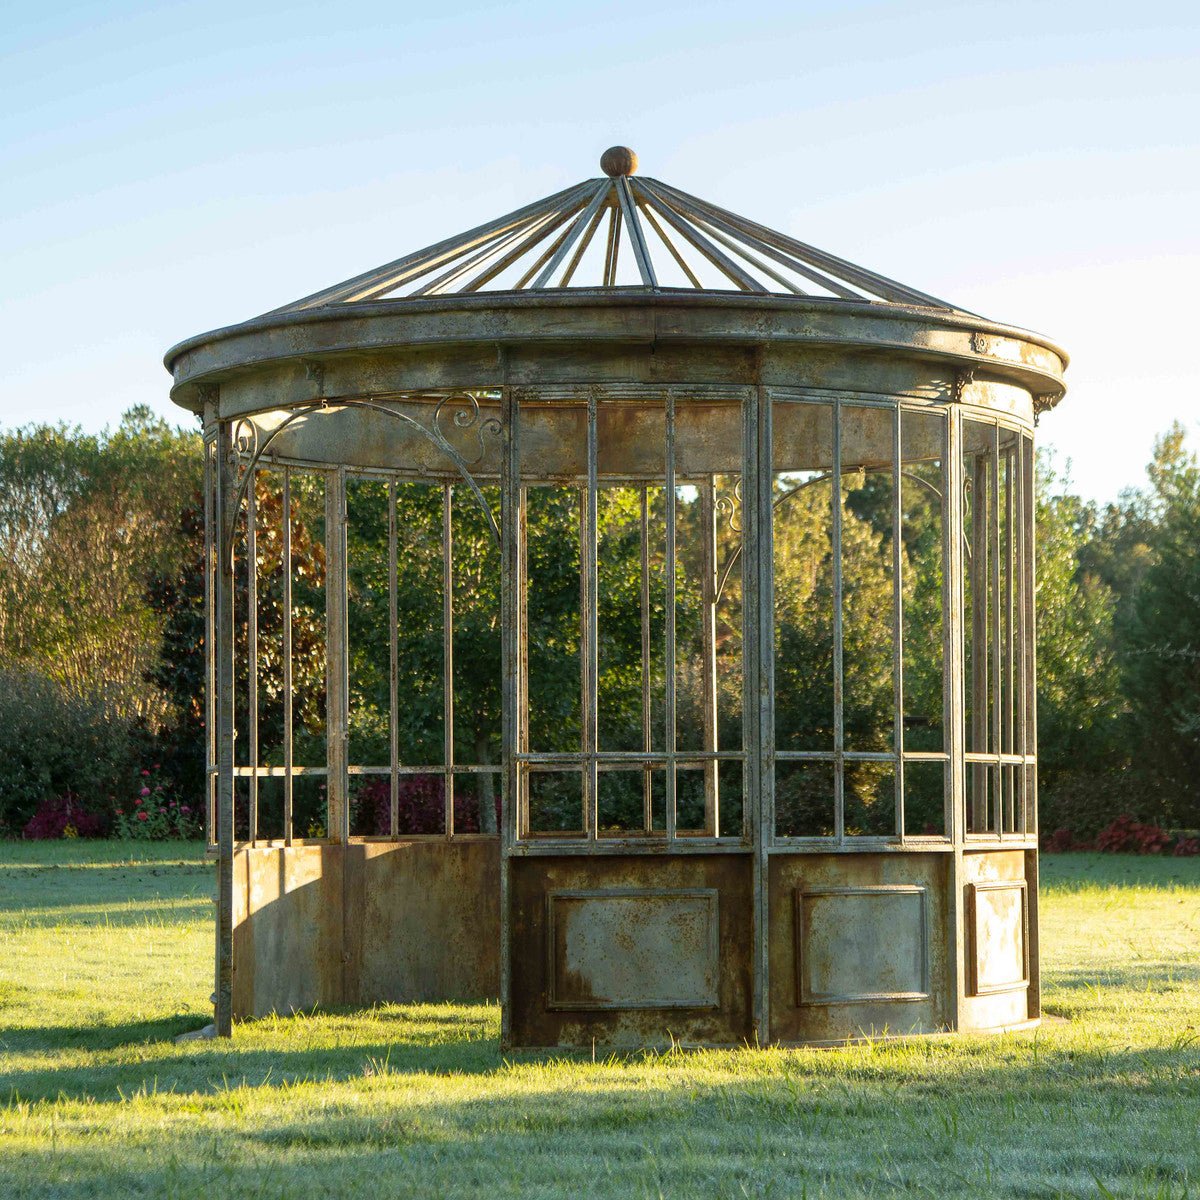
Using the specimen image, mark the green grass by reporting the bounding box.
[1,845,1197,1199]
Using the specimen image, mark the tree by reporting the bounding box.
[0,407,201,721]
[1118,424,1200,827]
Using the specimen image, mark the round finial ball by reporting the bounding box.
[600,146,638,177]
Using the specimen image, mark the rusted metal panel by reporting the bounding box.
[344,840,500,1003]
[546,889,719,1010]
[233,841,500,1019]
[236,846,344,1018]
[959,848,1034,1030]
[768,852,951,1043]
[509,854,753,1048]
[967,880,1027,995]
[796,885,929,1005]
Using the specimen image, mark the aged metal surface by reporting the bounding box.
[546,889,719,1010]
[345,840,500,1003]
[165,292,1067,415]
[960,849,1035,1030]
[176,150,1060,1046]
[233,841,500,1019]
[509,855,753,1048]
[235,846,344,1018]
[767,853,951,1043]
[796,886,929,1005]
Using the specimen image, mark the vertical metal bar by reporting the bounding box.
[831,402,845,845]
[1017,441,1027,835]
[203,420,217,847]
[665,392,677,840]
[1024,435,1038,836]
[443,483,455,838]
[970,448,989,831]
[945,406,966,1028]
[584,390,599,837]
[990,426,1002,836]
[1004,442,1016,834]
[700,474,719,835]
[282,468,293,844]
[246,475,259,844]
[499,385,519,1050]
[325,468,349,844]
[640,485,653,831]
[892,407,904,841]
[388,480,399,837]
[213,413,235,1038]
[749,380,773,1044]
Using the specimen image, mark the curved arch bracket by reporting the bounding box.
[221,393,503,567]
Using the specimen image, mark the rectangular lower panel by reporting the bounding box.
[508,854,753,1048]
[796,885,928,1005]
[768,853,950,1043]
[959,849,1034,1030]
[547,889,719,1010]
[967,879,1028,995]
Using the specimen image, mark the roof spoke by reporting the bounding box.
[528,181,611,289]
[636,180,766,293]
[260,149,961,312]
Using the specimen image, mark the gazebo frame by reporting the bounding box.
[166,151,1066,1048]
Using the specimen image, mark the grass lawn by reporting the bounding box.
[1,843,1197,1198]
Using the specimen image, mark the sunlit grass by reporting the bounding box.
[1,844,1197,1198]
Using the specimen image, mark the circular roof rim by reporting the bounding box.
[165,287,1069,377]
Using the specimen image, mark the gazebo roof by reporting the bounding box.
[267,146,966,316]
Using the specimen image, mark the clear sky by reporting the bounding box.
[3,0,1197,503]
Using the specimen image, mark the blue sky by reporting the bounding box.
[2,0,1198,502]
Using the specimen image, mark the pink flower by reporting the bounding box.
[135,798,143,806]
[140,787,151,797]
[152,764,160,770]
[181,805,191,813]
[141,770,150,777]
[137,812,148,821]
[115,809,124,816]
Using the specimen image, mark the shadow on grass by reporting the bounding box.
[1043,962,1200,991]
[3,1002,1198,1112]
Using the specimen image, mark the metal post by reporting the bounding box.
[443,483,455,837]
[282,468,294,843]
[213,408,236,1038]
[499,384,519,1050]
[831,402,845,844]
[326,468,349,844]
[945,405,966,1028]
[700,474,719,836]
[748,380,773,1043]
[246,475,259,843]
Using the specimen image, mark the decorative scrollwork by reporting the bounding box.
[432,392,503,467]
[219,392,503,569]
[714,477,743,534]
[233,415,260,461]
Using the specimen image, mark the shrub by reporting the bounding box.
[22,793,106,839]
[1041,827,1077,853]
[111,763,201,840]
[1095,814,1173,854]
[1173,836,1200,857]
[0,668,140,835]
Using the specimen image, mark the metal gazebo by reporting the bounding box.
[165,147,1066,1047]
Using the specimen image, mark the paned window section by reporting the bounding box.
[773,396,950,843]
[517,390,747,842]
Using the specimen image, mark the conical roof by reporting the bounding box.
[268,147,963,316]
